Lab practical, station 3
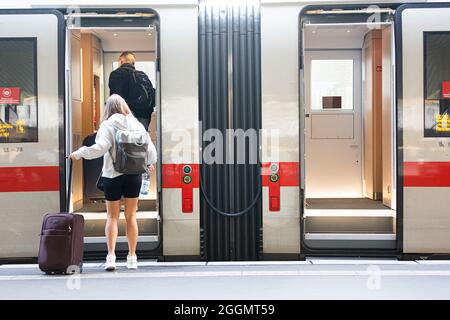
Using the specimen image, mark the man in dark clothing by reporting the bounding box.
[109,51,155,130]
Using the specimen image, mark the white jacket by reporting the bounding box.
[73,113,157,178]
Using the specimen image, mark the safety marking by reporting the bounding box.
[0,261,160,269]
[0,264,39,269]
[81,211,158,220]
[307,259,419,265]
[2,269,450,281]
[206,261,311,266]
[415,260,450,265]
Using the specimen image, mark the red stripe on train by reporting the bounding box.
[161,162,300,188]
[162,164,200,188]
[262,162,300,187]
[0,166,60,192]
[404,162,450,187]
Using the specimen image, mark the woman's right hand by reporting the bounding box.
[69,153,78,161]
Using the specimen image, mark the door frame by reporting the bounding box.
[299,4,401,256]
[63,8,162,259]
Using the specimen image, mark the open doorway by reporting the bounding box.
[66,11,160,258]
[301,7,397,252]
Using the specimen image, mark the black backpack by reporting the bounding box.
[125,67,155,114]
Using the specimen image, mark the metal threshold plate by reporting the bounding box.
[304,209,395,217]
[81,211,159,220]
[305,233,396,241]
[84,235,158,244]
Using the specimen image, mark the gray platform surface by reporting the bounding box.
[1,258,450,300]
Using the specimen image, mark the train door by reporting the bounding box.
[65,10,161,258]
[304,50,363,198]
[0,10,65,259]
[300,6,398,253]
[397,3,450,256]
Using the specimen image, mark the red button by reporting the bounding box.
[270,196,280,212]
[183,197,193,213]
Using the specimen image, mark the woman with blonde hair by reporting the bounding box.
[70,94,157,271]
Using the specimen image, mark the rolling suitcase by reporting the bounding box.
[38,158,84,275]
[82,132,104,200]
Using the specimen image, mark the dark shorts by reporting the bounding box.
[102,174,142,201]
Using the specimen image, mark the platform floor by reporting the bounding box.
[1,258,450,299]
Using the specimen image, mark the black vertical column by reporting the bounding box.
[199,1,262,261]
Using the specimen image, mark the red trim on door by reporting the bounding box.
[262,162,300,187]
[0,166,60,192]
[161,164,200,188]
[162,164,199,213]
[262,162,300,212]
[404,162,450,187]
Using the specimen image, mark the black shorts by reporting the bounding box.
[102,174,142,201]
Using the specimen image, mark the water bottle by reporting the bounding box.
[140,173,150,195]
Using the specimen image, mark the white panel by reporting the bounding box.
[93,30,155,52]
[404,188,450,253]
[261,4,301,164]
[311,113,354,139]
[162,189,199,221]
[261,3,302,254]
[159,6,199,165]
[304,26,366,50]
[156,5,199,256]
[262,188,300,254]
[0,192,59,257]
[163,219,200,256]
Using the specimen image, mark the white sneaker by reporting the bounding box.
[105,254,116,271]
[127,255,138,270]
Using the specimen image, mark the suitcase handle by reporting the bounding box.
[65,156,73,213]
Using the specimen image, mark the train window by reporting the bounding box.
[310,59,353,110]
[424,32,450,137]
[0,38,38,143]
